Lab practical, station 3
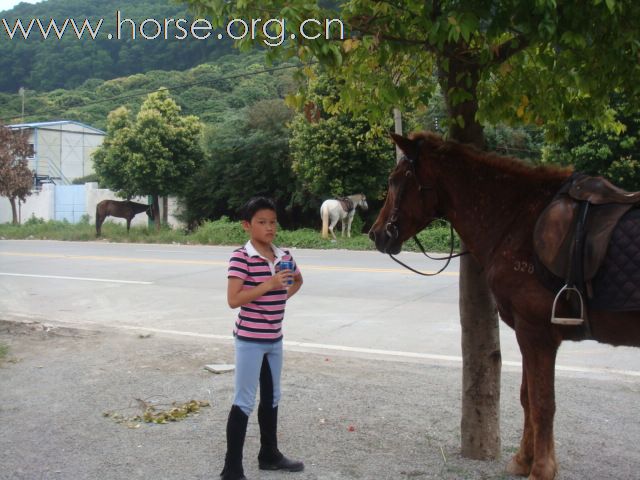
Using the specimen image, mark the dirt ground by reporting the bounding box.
[1,320,638,480]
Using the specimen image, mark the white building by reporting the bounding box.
[8,120,105,186]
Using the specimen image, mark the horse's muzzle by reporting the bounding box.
[368,226,402,255]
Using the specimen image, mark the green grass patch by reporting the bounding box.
[0,217,460,253]
[0,343,8,363]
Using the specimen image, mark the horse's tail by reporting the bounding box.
[321,203,330,239]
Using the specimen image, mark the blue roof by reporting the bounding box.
[8,120,105,135]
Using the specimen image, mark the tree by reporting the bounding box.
[543,97,640,190]
[181,99,297,227]
[288,73,394,215]
[0,125,32,224]
[186,0,640,464]
[93,89,204,230]
[290,114,394,197]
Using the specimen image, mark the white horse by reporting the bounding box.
[320,193,368,240]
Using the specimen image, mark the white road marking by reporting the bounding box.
[0,272,152,285]
[112,325,640,378]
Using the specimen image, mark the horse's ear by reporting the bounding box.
[390,133,419,163]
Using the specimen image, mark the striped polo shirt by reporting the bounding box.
[228,241,299,343]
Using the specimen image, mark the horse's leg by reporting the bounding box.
[507,367,534,476]
[96,210,103,237]
[346,212,354,238]
[329,215,338,241]
[513,326,559,480]
[126,217,132,233]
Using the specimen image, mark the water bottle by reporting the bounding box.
[279,260,294,287]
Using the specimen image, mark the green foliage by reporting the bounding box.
[190,218,247,245]
[93,89,204,201]
[0,217,457,253]
[287,73,395,224]
[0,343,8,363]
[0,0,234,93]
[542,101,640,190]
[186,0,640,137]
[72,173,100,185]
[483,125,545,162]
[289,113,395,199]
[180,97,297,227]
[0,51,292,132]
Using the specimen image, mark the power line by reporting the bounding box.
[3,62,315,124]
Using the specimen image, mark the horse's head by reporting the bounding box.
[146,205,155,220]
[369,133,442,254]
[357,194,368,211]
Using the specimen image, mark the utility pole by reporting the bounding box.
[393,107,403,161]
[18,87,25,122]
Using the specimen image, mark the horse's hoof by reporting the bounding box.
[527,460,557,480]
[507,455,531,477]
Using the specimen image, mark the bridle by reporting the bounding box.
[385,147,468,276]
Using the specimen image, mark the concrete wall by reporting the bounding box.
[0,183,183,229]
[0,184,55,224]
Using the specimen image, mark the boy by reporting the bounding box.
[221,197,304,480]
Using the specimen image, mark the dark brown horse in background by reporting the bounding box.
[369,132,640,480]
[95,200,154,236]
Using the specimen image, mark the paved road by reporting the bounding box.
[1,239,639,379]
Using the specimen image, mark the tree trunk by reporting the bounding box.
[152,194,161,232]
[9,197,18,224]
[459,251,501,459]
[440,56,502,460]
[162,196,169,225]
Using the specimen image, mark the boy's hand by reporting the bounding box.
[271,268,293,289]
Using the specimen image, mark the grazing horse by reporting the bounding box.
[369,131,640,480]
[320,193,368,240]
[95,199,154,236]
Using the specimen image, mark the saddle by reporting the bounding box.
[336,197,355,213]
[533,172,640,325]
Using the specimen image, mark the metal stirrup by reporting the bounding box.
[551,284,585,325]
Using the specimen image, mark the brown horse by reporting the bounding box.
[369,131,640,480]
[95,200,154,236]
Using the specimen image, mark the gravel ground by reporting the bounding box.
[0,320,638,480]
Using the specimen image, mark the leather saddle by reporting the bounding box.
[337,197,355,213]
[534,172,640,324]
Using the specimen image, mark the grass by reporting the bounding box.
[0,216,461,253]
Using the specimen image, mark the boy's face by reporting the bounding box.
[242,208,277,245]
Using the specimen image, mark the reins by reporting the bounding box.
[385,149,468,276]
[389,224,468,276]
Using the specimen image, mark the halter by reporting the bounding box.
[385,148,468,276]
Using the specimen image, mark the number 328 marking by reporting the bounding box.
[514,261,535,274]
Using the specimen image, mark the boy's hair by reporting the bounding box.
[240,196,277,222]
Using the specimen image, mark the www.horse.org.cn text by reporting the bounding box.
[1,11,346,47]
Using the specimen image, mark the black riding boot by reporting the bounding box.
[257,403,304,472]
[220,405,249,480]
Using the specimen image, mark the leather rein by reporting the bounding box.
[385,150,468,276]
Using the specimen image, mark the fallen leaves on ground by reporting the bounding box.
[103,398,211,428]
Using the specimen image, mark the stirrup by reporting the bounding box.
[551,285,585,325]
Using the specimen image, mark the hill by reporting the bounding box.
[0,50,298,129]
[0,0,234,93]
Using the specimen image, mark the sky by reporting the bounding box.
[0,0,43,13]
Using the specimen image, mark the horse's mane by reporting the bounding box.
[409,131,572,182]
